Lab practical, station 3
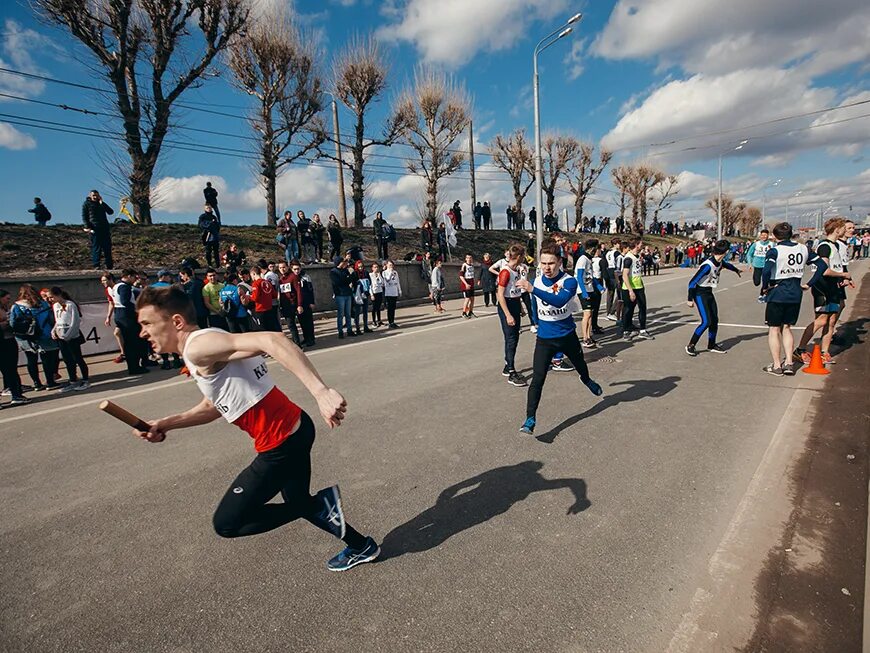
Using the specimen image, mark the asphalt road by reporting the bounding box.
[1,260,866,653]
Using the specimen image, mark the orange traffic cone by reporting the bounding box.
[802,343,830,375]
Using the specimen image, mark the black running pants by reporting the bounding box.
[212,412,365,548]
[526,331,591,419]
[497,298,522,371]
[621,288,647,332]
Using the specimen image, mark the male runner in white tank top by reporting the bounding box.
[132,285,379,572]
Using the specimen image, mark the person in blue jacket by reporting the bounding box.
[10,283,61,391]
[515,242,603,436]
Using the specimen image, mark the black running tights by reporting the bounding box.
[526,331,591,420]
[212,412,365,548]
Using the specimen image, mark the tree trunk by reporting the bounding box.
[546,187,555,216]
[618,190,626,220]
[574,194,584,227]
[352,116,366,227]
[426,176,438,223]
[129,158,156,225]
[264,165,277,227]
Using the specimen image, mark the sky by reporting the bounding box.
[0,0,868,230]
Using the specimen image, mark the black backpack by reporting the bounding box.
[385,223,397,242]
[12,307,37,338]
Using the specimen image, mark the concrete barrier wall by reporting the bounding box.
[0,261,488,313]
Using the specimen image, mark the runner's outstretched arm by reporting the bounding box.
[185,330,347,428]
[134,397,221,442]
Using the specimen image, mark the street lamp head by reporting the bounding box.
[738,139,749,145]
[558,27,573,38]
[567,12,583,24]
[734,144,744,151]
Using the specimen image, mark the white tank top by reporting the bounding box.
[698,259,721,288]
[462,263,475,279]
[181,328,274,423]
[501,266,523,298]
[773,243,808,280]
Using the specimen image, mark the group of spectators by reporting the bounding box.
[1,284,91,406]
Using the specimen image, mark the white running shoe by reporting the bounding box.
[530,325,538,334]
[604,314,617,322]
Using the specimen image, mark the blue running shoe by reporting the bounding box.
[315,486,345,540]
[519,417,536,435]
[583,378,603,396]
[327,536,381,572]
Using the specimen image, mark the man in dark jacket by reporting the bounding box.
[197,204,221,267]
[452,200,463,229]
[203,181,220,219]
[28,197,51,226]
[297,210,315,263]
[473,202,483,229]
[114,268,149,375]
[82,189,114,269]
[294,260,316,346]
[482,202,492,230]
[372,212,388,260]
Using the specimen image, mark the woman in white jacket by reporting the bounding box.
[381,260,402,328]
[49,287,89,390]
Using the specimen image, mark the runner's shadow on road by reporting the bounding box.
[536,376,681,444]
[832,317,867,356]
[715,331,768,350]
[378,461,590,561]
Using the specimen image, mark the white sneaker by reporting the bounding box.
[530,325,538,333]
[604,314,617,322]
[0,388,10,397]
[637,329,655,340]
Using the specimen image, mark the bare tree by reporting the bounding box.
[651,174,679,223]
[539,133,581,216]
[566,142,612,227]
[611,165,631,222]
[705,194,748,235]
[489,129,534,215]
[739,205,762,235]
[393,67,471,224]
[316,35,402,227]
[34,0,249,224]
[229,8,322,226]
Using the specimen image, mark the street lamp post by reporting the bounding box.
[533,12,581,262]
[717,139,747,239]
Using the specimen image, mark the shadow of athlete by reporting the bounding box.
[537,375,681,444]
[379,461,590,560]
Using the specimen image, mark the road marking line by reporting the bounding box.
[666,388,814,652]
[649,319,768,330]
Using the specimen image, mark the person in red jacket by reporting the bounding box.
[278,261,303,345]
[250,266,281,332]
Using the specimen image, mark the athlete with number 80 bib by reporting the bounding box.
[133,285,379,572]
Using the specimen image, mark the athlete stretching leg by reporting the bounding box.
[133,285,379,572]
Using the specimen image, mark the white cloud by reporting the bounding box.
[0,122,36,150]
[593,0,870,167]
[152,164,337,215]
[563,39,586,81]
[0,20,49,99]
[376,0,569,67]
[602,68,841,161]
[593,0,870,77]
